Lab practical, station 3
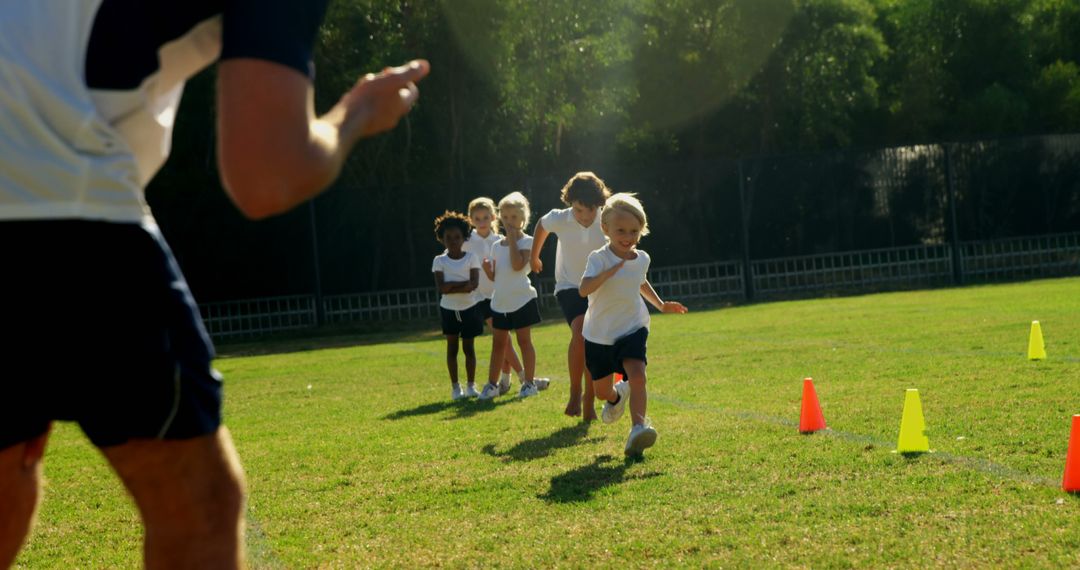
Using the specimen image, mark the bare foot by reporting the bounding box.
[564,397,582,417]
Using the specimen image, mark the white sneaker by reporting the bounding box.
[477,382,501,400]
[465,384,480,398]
[533,377,550,391]
[601,380,631,424]
[498,375,512,395]
[518,383,539,399]
[625,422,658,457]
[451,384,465,401]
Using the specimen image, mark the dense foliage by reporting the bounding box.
[147,0,1080,300]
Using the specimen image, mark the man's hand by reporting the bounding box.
[340,60,431,140]
[217,58,430,220]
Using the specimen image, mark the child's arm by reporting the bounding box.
[530,221,549,274]
[640,280,689,314]
[482,258,495,281]
[434,271,473,294]
[468,268,480,292]
[505,229,530,271]
[578,260,626,297]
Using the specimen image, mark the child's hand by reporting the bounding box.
[607,260,626,276]
[531,257,543,273]
[660,301,688,314]
[482,258,494,272]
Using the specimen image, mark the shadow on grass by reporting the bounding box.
[539,455,661,504]
[217,324,443,358]
[381,395,517,420]
[216,310,572,358]
[446,397,519,419]
[482,423,598,462]
[382,399,468,420]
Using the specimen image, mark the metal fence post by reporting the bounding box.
[308,201,325,326]
[943,144,964,285]
[738,158,755,301]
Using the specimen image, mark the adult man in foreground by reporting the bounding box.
[0,2,429,567]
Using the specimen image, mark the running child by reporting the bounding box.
[578,193,688,456]
[477,192,544,400]
[431,211,484,400]
[530,172,610,421]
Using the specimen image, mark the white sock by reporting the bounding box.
[499,371,511,383]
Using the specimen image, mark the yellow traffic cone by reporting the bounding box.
[1028,321,1046,360]
[896,389,930,454]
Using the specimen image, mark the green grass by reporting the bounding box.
[17,278,1080,568]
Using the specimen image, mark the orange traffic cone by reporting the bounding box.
[799,377,827,434]
[1064,415,1080,493]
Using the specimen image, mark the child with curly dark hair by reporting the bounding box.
[432,211,483,400]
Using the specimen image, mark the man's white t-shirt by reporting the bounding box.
[538,208,607,293]
[0,2,327,223]
[431,251,482,310]
[490,234,538,313]
[462,230,501,300]
[581,245,651,345]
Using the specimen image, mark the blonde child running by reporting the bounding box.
[530,172,610,421]
[463,198,541,395]
[431,211,484,400]
[477,192,544,400]
[578,193,687,456]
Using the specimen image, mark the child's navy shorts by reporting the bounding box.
[475,298,493,320]
[585,327,649,380]
[440,304,484,338]
[555,288,589,325]
[490,298,542,331]
[0,220,223,450]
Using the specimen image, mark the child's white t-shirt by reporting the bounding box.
[462,230,501,300]
[431,251,482,310]
[581,245,651,345]
[490,234,538,313]
[538,208,607,293]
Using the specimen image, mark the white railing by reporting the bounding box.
[649,260,744,301]
[199,295,316,340]
[324,287,440,324]
[198,233,1080,340]
[751,244,953,298]
[961,232,1080,282]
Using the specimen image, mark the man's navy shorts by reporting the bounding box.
[0,220,223,450]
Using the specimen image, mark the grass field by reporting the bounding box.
[15,277,1080,568]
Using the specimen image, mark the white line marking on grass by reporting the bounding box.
[651,394,1061,489]
[392,340,1065,488]
[662,329,1080,363]
[246,510,287,569]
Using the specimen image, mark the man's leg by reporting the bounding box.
[100,427,246,570]
[0,430,49,569]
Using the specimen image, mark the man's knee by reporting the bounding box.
[105,430,247,533]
